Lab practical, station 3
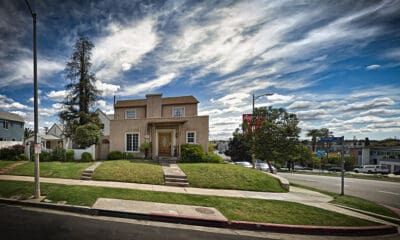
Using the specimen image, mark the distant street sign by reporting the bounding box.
[320,136,344,143]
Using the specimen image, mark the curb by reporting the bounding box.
[0,198,398,236]
[264,172,290,191]
[333,204,400,225]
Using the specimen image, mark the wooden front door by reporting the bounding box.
[158,132,171,156]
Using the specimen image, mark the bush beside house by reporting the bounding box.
[0,144,25,160]
[81,152,93,162]
[181,144,223,163]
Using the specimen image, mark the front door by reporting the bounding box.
[158,132,171,156]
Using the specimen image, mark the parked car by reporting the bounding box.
[255,162,277,173]
[327,166,342,172]
[234,161,253,168]
[353,165,390,174]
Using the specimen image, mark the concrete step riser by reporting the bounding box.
[164,175,187,179]
[165,178,188,183]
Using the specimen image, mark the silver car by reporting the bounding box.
[255,162,277,173]
[234,161,253,168]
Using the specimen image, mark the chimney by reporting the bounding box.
[146,93,162,118]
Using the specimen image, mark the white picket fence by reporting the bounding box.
[70,144,96,160]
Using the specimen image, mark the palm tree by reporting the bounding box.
[306,129,319,152]
[24,128,34,139]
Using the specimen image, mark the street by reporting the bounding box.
[279,173,400,209]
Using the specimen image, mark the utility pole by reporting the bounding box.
[25,0,40,199]
[340,136,345,195]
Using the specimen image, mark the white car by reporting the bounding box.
[234,161,253,168]
[353,165,390,174]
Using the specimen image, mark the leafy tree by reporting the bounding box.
[224,129,252,162]
[24,128,34,138]
[306,129,319,152]
[59,36,101,148]
[247,107,301,172]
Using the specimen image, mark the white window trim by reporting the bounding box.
[3,121,9,130]
[186,131,196,144]
[172,106,185,117]
[125,132,140,152]
[125,109,137,119]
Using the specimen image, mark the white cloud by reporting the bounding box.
[94,80,120,97]
[46,90,68,101]
[93,18,158,81]
[340,97,395,111]
[0,94,31,110]
[366,64,380,70]
[120,73,176,97]
[288,101,313,110]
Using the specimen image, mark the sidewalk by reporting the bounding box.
[0,174,397,227]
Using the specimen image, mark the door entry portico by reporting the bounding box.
[158,132,171,156]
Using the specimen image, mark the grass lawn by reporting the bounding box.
[291,183,399,219]
[178,163,286,192]
[0,160,21,169]
[286,171,400,183]
[0,180,377,226]
[92,160,164,185]
[5,161,93,179]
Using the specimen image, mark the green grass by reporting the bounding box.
[5,161,93,179]
[178,163,286,192]
[286,171,400,183]
[92,160,164,185]
[291,183,399,219]
[0,180,377,226]
[0,160,20,169]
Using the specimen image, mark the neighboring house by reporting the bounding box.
[95,108,112,160]
[24,123,64,152]
[110,93,209,160]
[0,111,24,148]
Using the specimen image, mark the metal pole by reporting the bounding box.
[26,0,40,199]
[340,136,345,195]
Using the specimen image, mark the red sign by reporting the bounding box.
[242,114,265,134]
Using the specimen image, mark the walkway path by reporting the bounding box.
[0,174,396,226]
[81,161,103,180]
[161,163,189,187]
[0,162,26,174]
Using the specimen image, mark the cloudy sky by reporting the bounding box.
[0,0,399,140]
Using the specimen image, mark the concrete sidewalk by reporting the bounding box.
[0,174,397,226]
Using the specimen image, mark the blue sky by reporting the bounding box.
[0,0,399,140]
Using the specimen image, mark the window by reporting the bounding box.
[186,131,196,144]
[173,107,185,117]
[126,133,139,152]
[3,121,8,129]
[125,110,136,119]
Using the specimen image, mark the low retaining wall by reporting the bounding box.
[264,172,290,191]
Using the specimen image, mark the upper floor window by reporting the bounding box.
[186,131,196,144]
[125,110,136,119]
[173,107,185,117]
[3,121,8,129]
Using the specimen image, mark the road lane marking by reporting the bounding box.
[378,191,400,196]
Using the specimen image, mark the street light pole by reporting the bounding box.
[25,0,40,199]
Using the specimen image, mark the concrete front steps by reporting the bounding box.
[80,162,103,180]
[164,175,189,187]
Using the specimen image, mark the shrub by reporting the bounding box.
[181,144,205,163]
[66,150,75,162]
[0,144,25,160]
[108,151,124,160]
[123,152,134,160]
[203,153,223,163]
[15,153,29,161]
[39,151,52,162]
[81,152,93,162]
[52,147,66,161]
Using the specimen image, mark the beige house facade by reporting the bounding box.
[110,94,209,160]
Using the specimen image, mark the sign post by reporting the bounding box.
[320,136,345,195]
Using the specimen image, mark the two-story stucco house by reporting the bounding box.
[110,94,209,160]
[0,111,24,142]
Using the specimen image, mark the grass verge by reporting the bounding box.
[291,183,399,219]
[0,180,377,226]
[92,160,164,185]
[179,163,286,192]
[0,160,21,169]
[5,161,93,179]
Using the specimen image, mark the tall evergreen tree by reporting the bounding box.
[59,36,101,148]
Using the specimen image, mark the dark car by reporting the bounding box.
[327,166,342,172]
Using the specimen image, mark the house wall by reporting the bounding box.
[97,112,111,136]
[0,119,24,141]
[47,125,63,137]
[146,94,162,118]
[109,116,209,159]
[162,104,198,117]
[114,107,146,120]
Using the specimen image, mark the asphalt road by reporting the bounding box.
[279,173,400,209]
[1,204,399,240]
